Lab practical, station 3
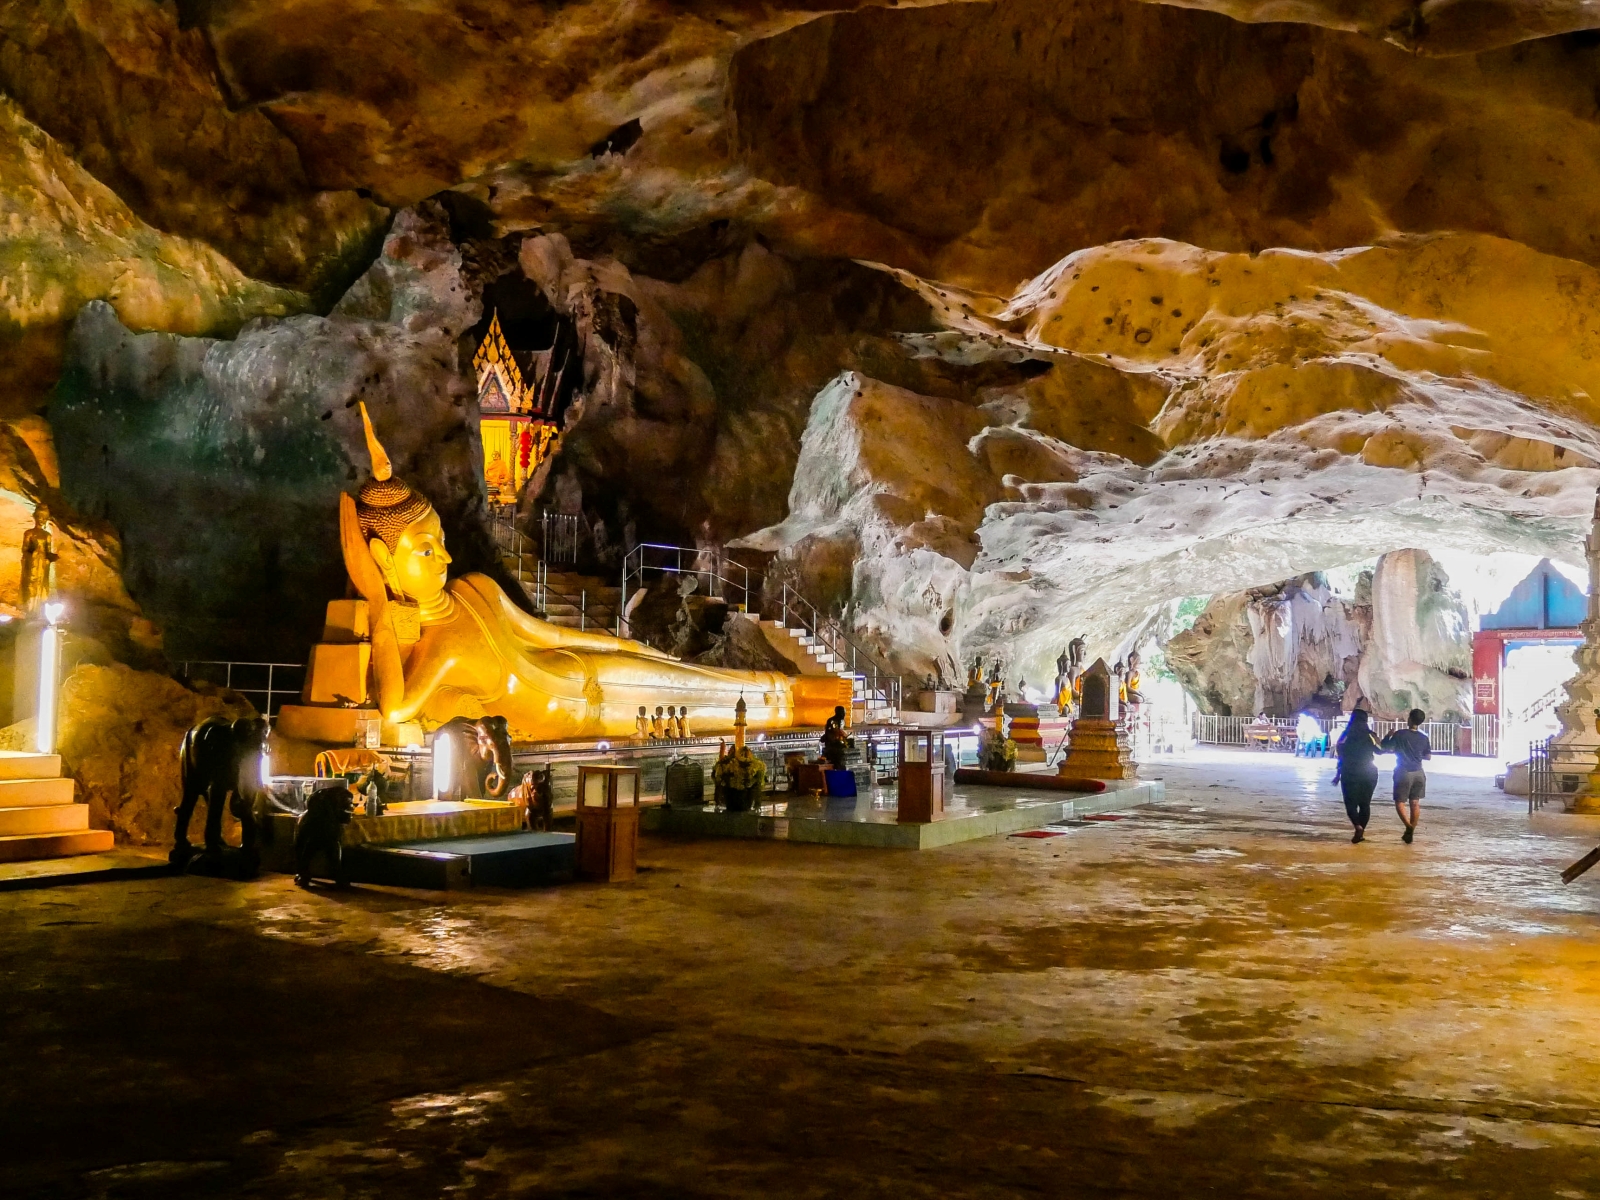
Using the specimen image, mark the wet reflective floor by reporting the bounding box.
[6,749,1600,1197]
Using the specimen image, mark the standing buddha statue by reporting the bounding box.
[19,505,56,614]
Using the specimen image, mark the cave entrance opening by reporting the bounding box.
[1472,557,1587,761]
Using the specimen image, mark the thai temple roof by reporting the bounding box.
[472,311,530,415]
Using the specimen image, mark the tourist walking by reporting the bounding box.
[1381,708,1432,844]
[1332,708,1380,843]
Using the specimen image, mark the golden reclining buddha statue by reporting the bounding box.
[323,405,846,742]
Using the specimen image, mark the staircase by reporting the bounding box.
[759,621,845,676]
[493,516,902,722]
[0,751,112,863]
[539,569,624,632]
[759,620,898,722]
[1515,683,1568,727]
[498,543,624,632]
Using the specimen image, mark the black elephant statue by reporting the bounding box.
[173,715,269,877]
[437,715,520,801]
[294,782,356,888]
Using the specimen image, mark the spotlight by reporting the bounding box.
[36,623,58,755]
[433,729,453,800]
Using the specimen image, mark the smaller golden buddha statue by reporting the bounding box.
[19,505,56,614]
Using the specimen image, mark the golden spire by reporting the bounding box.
[359,402,392,482]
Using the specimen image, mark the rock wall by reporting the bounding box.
[49,204,505,659]
[56,664,255,846]
[1358,548,1472,720]
[1162,551,1471,719]
[746,231,1600,688]
[1165,573,1368,715]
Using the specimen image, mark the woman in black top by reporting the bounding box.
[1333,709,1380,843]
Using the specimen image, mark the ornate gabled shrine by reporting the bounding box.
[472,310,563,503]
[1056,658,1138,782]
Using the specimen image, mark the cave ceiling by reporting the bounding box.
[7,0,1600,669]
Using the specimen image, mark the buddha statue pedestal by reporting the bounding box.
[1057,719,1138,782]
[1004,703,1045,763]
[274,599,425,772]
[1057,658,1138,782]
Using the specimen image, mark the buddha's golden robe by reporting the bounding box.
[393,574,846,740]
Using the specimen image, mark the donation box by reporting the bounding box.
[575,764,640,882]
[898,728,945,824]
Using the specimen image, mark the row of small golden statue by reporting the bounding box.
[1049,640,1143,717]
[636,704,693,740]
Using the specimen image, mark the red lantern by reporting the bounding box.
[518,425,533,471]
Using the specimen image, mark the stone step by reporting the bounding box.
[0,751,61,780]
[0,801,91,837]
[0,828,114,863]
[0,777,75,808]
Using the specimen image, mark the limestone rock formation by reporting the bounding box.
[0,95,304,412]
[1358,549,1472,720]
[0,0,386,296]
[49,204,503,658]
[1164,573,1368,715]
[55,663,255,846]
[750,232,1600,686]
[1162,553,1470,718]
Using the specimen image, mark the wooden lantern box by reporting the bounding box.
[897,728,945,824]
[575,764,640,882]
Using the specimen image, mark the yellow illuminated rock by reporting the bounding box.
[314,405,846,741]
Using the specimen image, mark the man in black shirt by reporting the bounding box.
[1381,708,1432,844]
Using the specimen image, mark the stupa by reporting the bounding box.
[1555,487,1600,812]
[1056,658,1138,782]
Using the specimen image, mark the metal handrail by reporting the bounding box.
[619,542,902,716]
[491,513,621,632]
[173,660,305,721]
[621,542,758,611]
[1191,713,1465,753]
[773,582,902,717]
[541,511,580,564]
[1527,735,1595,813]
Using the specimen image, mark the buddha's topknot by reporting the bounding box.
[353,402,433,549]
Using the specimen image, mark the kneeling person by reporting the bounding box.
[1381,709,1431,844]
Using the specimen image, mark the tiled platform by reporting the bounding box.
[346,831,576,890]
[643,778,1164,849]
[261,799,526,874]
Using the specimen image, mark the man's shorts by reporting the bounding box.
[1394,770,1426,802]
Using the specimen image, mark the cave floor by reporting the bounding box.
[7,749,1600,1198]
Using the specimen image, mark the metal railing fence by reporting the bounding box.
[1192,713,1465,754]
[617,544,903,717]
[621,542,758,611]
[1526,736,1596,813]
[542,511,580,564]
[174,661,304,720]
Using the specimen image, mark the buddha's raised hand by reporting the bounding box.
[340,493,389,612]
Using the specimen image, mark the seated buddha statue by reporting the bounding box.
[341,405,845,741]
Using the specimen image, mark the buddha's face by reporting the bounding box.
[371,508,452,604]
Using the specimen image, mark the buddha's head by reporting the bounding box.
[354,404,452,605]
